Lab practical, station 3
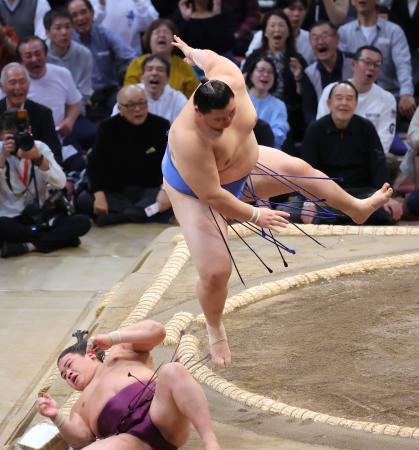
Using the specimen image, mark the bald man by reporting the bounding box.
[75,85,172,225]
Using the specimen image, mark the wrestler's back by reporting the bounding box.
[75,353,155,436]
[169,84,260,185]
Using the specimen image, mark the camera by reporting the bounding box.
[1,109,34,152]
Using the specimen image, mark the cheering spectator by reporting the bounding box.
[246,0,315,65]
[113,55,187,123]
[245,55,289,149]
[18,36,84,172]
[67,0,138,120]
[0,62,62,165]
[338,0,416,119]
[124,18,199,97]
[0,16,18,69]
[302,0,351,29]
[244,9,306,141]
[302,20,352,125]
[300,80,402,225]
[316,45,396,155]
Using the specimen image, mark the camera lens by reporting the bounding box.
[15,131,34,152]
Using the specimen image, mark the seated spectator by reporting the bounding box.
[172,0,236,64]
[75,85,172,226]
[0,16,18,69]
[0,62,62,165]
[91,0,158,53]
[44,8,97,152]
[316,45,396,155]
[302,0,351,29]
[245,55,289,148]
[389,0,419,97]
[338,0,416,120]
[299,80,402,225]
[223,0,260,57]
[0,111,91,258]
[407,106,419,151]
[246,0,315,65]
[403,106,419,217]
[113,54,187,123]
[45,9,93,110]
[0,0,50,40]
[302,20,353,125]
[124,18,199,97]
[243,9,306,141]
[67,0,138,120]
[18,36,85,173]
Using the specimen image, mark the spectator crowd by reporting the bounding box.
[1,0,419,258]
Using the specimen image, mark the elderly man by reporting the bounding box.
[0,111,91,258]
[112,55,187,123]
[18,36,84,172]
[76,85,172,226]
[338,0,416,119]
[316,45,396,155]
[302,20,353,124]
[300,80,402,224]
[0,62,62,165]
[36,321,221,449]
[67,0,137,120]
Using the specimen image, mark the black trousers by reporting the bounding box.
[0,214,92,253]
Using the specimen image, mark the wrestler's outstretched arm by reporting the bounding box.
[87,320,166,354]
[173,35,245,91]
[36,394,95,449]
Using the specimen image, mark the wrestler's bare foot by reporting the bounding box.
[350,183,393,225]
[207,322,231,368]
[301,201,316,224]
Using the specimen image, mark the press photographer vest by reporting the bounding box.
[0,0,37,40]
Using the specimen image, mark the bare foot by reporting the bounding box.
[207,323,231,368]
[350,183,393,225]
[301,201,316,224]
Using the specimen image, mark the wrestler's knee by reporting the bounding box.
[198,263,232,289]
[159,362,190,384]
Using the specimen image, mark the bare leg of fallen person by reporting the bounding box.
[164,182,232,368]
[252,146,393,224]
[82,433,152,449]
[150,363,221,450]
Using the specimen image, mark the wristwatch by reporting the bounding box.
[32,154,44,166]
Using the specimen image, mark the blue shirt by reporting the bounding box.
[73,24,138,90]
[338,17,413,96]
[250,94,289,149]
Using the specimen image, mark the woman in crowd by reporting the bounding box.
[243,9,306,144]
[245,55,289,149]
[124,18,199,97]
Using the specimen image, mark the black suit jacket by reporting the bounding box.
[0,98,62,165]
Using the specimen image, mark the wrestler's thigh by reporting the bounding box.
[163,181,231,276]
[252,145,312,198]
[83,433,152,450]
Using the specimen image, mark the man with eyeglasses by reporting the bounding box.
[338,0,416,120]
[75,85,172,226]
[302,20,353,125]
[112,54,187,124]
[316,45,396,155]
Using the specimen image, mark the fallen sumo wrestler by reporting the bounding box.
[36,322,220,450]
[162,36,393,369]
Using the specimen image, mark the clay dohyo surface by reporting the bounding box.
[197,266,419,428]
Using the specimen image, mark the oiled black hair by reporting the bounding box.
[193,78,234,114]
[57,330,105,365]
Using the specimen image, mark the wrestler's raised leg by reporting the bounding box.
[150,362,220,450]
[253,146,392,224]
[82,433,152,449]
[164,181,232,368]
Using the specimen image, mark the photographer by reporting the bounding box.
[0,111,91,258]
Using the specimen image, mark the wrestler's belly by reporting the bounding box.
[217,140,259,184]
